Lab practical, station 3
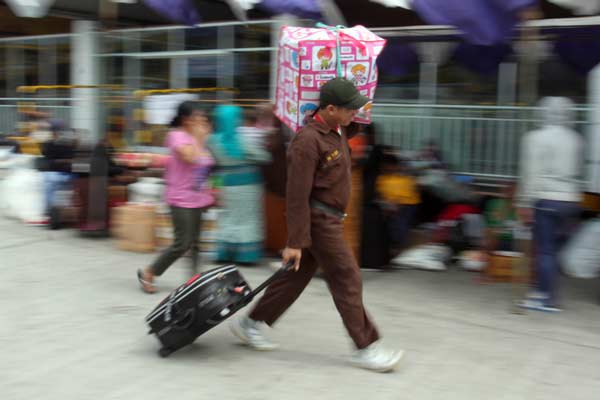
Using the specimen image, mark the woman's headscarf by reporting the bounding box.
[210,104,244,159]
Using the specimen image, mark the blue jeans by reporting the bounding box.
[43,172,72,215]
[534,199,580,304]
[389,205,417,248]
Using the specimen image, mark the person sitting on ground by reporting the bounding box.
[375,153,421,256]
[484,182,519,253]
[38,120,76,220]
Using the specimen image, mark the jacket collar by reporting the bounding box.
[309,115,340,135]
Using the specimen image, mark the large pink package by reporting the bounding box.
[274,25,387,132]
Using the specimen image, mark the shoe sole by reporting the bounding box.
[518,301,562,313]
[229,321,278,351]
[352,350,404,373]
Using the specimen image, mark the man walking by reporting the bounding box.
[517,96,583,312]
[231,78,403,372]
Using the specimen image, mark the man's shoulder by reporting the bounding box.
[292,124,320,144]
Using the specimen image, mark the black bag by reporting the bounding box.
[146,263,291,357]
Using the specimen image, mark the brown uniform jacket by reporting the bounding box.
[286,118,359,249]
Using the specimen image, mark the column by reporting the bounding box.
[70,20,100,141]
[38,38,58,98]
[418,62,438,104]
[217,25,234,101]
[497,63,517,105]
[6,44,25,96]
[587,65,600,193]
[169,29,187,89]
[124,31,141,145]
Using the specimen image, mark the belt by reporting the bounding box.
[310,199,347,221]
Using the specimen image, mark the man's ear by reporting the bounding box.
[325,105,336,114]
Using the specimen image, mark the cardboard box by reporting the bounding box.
[155,211,173,250]
[111,204,157,253]
[274,25,386,132]
[486,251,527,282]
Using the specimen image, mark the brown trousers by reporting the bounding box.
[249,209,380,349]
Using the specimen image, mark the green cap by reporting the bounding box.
[319,78,370,110]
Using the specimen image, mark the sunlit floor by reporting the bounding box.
[1,217,599,400]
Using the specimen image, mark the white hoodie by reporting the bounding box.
[517,97,584,208]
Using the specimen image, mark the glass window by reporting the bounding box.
[185,27,219,51]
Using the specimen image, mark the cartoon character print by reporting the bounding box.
[290,50,299,69]
[315,47,334,71]
[299,102,318,126]
[349,63,368,87]
[301,75,314,87]
[286,100,297,118]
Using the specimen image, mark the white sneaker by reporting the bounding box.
[525,290,548,301]
[230,316,279,351]
[351,341,404,372]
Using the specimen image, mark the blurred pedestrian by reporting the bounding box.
[38,120,75,205]
[517,97,583,312]
[255,103,290,255]
[137,101,214,294]
[230,78,403,373]
[376,153,421,255]
[237,107,266,149]
[360,123,392,269]
[208,104,271,264]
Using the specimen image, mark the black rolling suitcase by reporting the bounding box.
[146,263,291,357]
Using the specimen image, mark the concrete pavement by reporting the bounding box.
[1,217,599,400]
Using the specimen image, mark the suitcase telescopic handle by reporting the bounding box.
[247,260,295,301]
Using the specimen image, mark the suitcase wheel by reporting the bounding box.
[159,347,173,358]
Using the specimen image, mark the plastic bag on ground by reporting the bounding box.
[391,244,451,271]
[0,168,45,223]
[560,218,600,279]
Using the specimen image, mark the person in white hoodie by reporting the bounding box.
[517,97,583,312]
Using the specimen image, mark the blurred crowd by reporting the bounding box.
[0,95,597,311]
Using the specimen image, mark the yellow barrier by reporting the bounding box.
[17,84,123,93]
[133,87,239,100]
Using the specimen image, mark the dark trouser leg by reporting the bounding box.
[150,206,198,277]
[534,204,556,299]
[390,205,417,249]
[310,212,380,349]
[534,200,580,305]
[189,208,204,275]
[249,251,318,325]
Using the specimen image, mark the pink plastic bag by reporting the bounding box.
[274,25,387,132]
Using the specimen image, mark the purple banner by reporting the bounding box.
[452,42,513,75]
[412,0,538,45]
[555,27,600,75]
[257,0,322,20]
[143,0,200,25]
[377,42,420,77]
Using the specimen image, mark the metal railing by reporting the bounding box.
[0,96,592,183]
[0,98,74,135]
[372,103,591,178]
